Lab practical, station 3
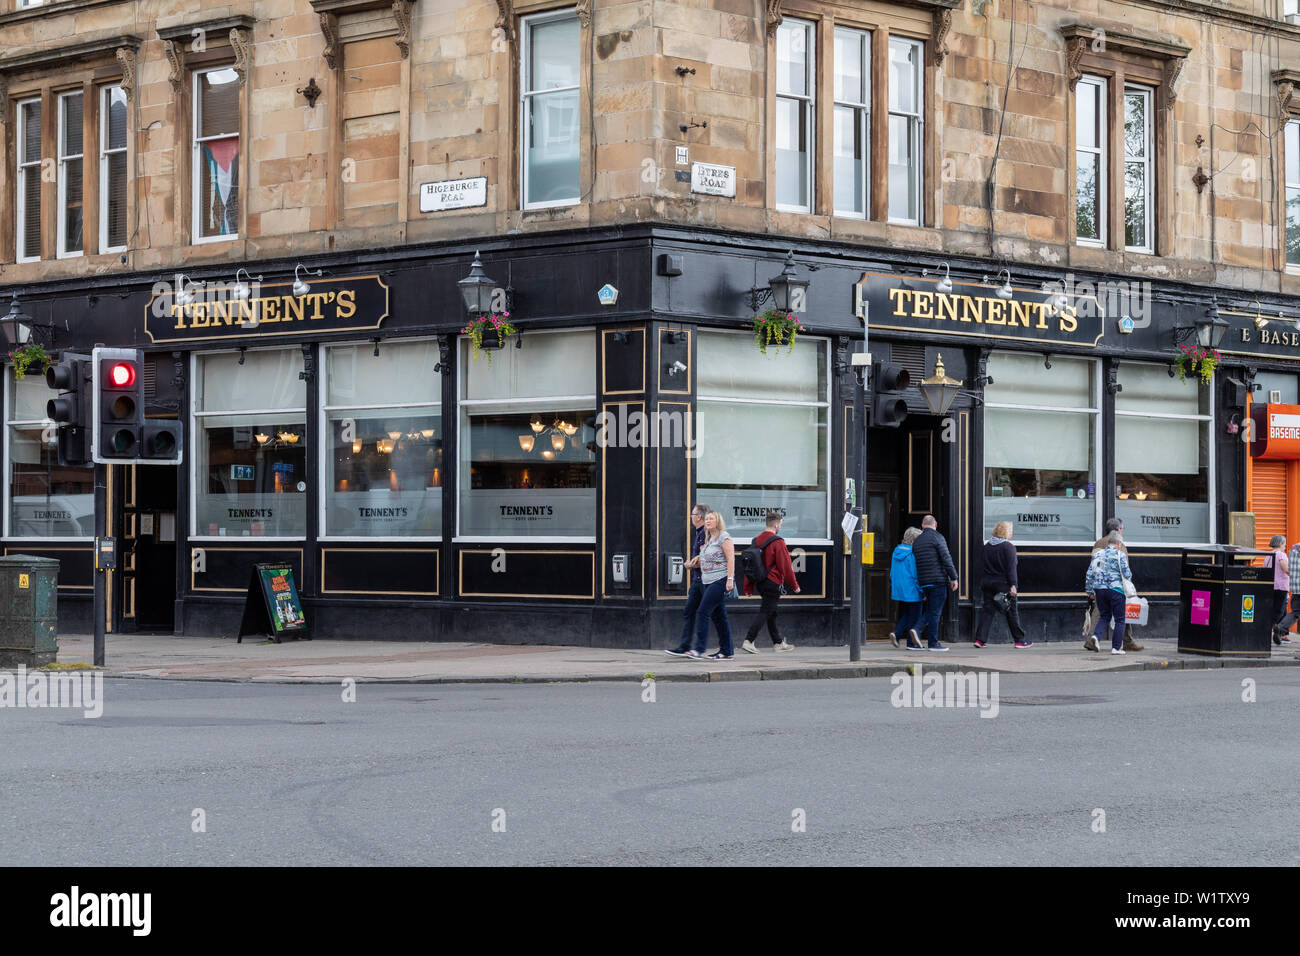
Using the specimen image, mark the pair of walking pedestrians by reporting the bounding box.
[888,515,957,651]
[666,506,797,660]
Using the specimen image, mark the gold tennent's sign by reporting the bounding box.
[853,272,1105,347]
[144,274,389,344]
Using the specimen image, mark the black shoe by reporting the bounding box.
[665,648,690,657]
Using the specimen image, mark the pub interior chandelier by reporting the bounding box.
[518,416,580,456]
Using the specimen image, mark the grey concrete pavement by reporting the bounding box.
[50,631,1300,683]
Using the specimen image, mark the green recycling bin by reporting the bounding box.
[0,555,60,667]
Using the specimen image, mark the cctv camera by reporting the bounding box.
[669,360,687,374]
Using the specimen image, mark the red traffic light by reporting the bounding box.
[108,363,136,388]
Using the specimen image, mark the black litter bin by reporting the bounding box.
[1177,546,1273,659]
[0,555,60,667]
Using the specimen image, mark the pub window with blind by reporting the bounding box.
[458,331,596,539]
[696,331,830,541]
[324,340,442,539]
[1114,362,1212,543]
[6,370,93,538]
[193,67,240,242]
[983,353,1100,542]
[193,349,307,538]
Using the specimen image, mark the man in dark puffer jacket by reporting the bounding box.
[909,515,958,651]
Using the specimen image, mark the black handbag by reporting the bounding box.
[992,591,1011,613]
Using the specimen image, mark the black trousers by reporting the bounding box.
[974,587,1026,643]
[745,579,783,644]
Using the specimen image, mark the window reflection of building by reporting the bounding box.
[7,371,93,537]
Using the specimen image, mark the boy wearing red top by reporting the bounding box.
[741,512,801,653]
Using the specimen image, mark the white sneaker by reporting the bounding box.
[1084,636,1099,652]
[775,641,794,651]
[1111,648,1126,655]
[741,640,759,654]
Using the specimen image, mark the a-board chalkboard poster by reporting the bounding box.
[237,564,309,643]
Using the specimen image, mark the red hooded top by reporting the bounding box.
[742,530,799,595]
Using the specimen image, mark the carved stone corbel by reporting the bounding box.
[165,39,185,95]
[494,0,513,42]
[0,76,9,126]
[765,0,784,37]
[116,48,137,104]
[392,0,413,59]
[930,8,953,68]
[318,12,339,71]
[1165,57,1185,104]
[1065,35,1087,92]
[1280,80,1295,120]
[574,0,590,28]
[230,27,251,84]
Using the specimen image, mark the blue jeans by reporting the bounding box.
[1093,588,1126,650]
[674,579,704,651]
[695,579,735,655]
[894,601,923,640]
[919,585,948,646]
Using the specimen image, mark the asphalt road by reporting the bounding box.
[2,669,1298,866]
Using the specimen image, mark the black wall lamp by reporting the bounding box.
[297,78,322,108]
[747,250,810,313]
[0,292,54,348]
[1173,299,1229,349]
[459,250,496,317]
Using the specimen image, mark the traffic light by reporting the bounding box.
[870,362,911,428]
[141,420,183,461]
[45,356,90,465]
[93,347,144,462]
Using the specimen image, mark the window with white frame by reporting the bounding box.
[57,90,84,258]
[983,353,1100,542]
[193,349,307,538]
[696,331,830,541]
[775,18,815,213]
[100,85,128,252]
[1114,363,1212,543]
[887,37,924,224]
[521,10,580,209]
[18,0,42,7]
[193,67,240,242]
[1286,118,1299,267]
[833,27,870,218]
[1076,75,1107,245]
[1285,0,1298,19]
[323,340,442,538]
[1124,85,1154,253]
[6,370,93,538]
[17,99,42,262]
[458,331,596,538]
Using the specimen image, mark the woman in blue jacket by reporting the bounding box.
[889,527,924,648]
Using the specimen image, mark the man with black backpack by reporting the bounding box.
[740,512,800,653]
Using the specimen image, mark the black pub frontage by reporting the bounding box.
[6,222,1299,645]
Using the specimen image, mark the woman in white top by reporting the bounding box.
[687,510,737,659]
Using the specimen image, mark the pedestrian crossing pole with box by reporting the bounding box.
[847,299,871,661]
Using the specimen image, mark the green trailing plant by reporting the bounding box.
[750,308,805,357]
[461,312,517,363]
[8,343,50,380]
[1174,344,1219,386]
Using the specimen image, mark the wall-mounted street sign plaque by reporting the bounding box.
[690,162,736,198]
[144,275,389,345]
[419,177,488,212]
[852,272,1106,348]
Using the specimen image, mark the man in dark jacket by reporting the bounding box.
[666,504,709,656]
[740,512,801,653]
[909,514,957,651]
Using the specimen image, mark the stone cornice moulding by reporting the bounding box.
[156,15,256,44]
[0,0,122,29]
[1059,22,1191,92]
[767,0,959,36]
[0,33,143,76]
[308,0,419,60]
[1275,69,1300,121]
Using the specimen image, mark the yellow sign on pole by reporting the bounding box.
[861,533,874,565]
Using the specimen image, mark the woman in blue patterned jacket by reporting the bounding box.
[1085,531,1134,655]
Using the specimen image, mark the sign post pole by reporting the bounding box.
[849,304,869,661]
[93,463,106,667]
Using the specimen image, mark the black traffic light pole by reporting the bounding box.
[848,307,870,662]
[93,463,106,667]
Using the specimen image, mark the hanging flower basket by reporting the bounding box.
[462,313,517,362]
[8,343,51,380]
[1174,344,1219,386]
[750,308,804,357]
